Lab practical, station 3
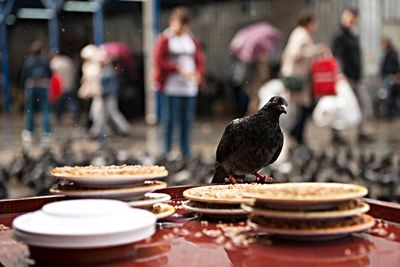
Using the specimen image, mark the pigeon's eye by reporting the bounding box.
[272,98,278,104]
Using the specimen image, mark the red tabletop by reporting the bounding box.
[0,185,399,267]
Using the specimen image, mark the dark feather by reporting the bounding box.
[211,96,287,183]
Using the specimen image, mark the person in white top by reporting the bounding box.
[281,11,327,145]
[153,7,205,156]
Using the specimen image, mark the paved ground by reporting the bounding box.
[1,113,400,199]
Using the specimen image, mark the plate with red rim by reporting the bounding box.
[49,181,167,200]
[241,182,368,210]
[249,214,375,241]
[182,184,270,205]
[241,201,370,220]
[50,165,168,188]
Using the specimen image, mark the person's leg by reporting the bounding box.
[349,80,372,136]
[38,87,51,135]
[55,93,66,122]
[106,96,129,134]
[161,95,178,154]
[386,77,397,119]
[289,105,309,145]
[24,87,35,133]
[90,96,106,137]
[180,96,197,157]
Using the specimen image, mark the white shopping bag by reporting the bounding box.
[312,76,361,130]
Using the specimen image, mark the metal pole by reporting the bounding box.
[0,23,10,112]
[42,0,63,53]
[93,1,105,45]
[48,15,60,53]
[0,0,14,113]
[143,0,159,124]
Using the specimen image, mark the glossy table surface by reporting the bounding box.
[0,185,399,267]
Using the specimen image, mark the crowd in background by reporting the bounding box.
[17,6,400,156]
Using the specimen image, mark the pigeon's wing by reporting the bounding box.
[216,119,240,163]
[266,131,283,166]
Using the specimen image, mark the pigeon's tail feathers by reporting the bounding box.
[212,164,227,184]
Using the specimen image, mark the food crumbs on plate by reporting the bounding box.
[388,233,397,240]
[162,233,175,240]
[202,229,222,237]
[194,232,203,238]
[200,221,209,226]
[344,249,352,256]
[215,236,226,244]
[358,246,367,254]
[224,241,235,250]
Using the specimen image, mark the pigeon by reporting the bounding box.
[212,96,288,184]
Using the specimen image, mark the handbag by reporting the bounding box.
[311,56,338,98]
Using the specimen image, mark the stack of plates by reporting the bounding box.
[49,165,168,200]
[182,184,271,218]
[242,182,375,241]
[13,199,156,248]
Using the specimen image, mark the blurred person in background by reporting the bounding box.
[380,37,400,119]
[50,54,78,123]
[281,11,327,145]
[90,52,129,138]
[332,8,372,141]
[78,44,102,137]
[153,6,205,157]
[20,40,52,145]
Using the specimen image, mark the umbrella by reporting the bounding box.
[230,22,281,63]
[101,42,136,79]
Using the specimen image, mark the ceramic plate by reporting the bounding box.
[127,193,171,209]
[241,201,370,220]
[183,184,270,204]
[151,203,176,219]
[241,183,368,210]
[51,165,168,188]
[249,214,375,241]
[12,199,156,248]
[49,181,167,200]
[182,200,248,215]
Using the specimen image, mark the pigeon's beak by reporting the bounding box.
[280,104,287,114]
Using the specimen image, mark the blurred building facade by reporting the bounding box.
[2,0,400,115]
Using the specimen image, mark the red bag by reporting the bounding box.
[50,73,62,103]
[311,56,338,98]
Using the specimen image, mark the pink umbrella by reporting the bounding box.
[101,42,136,79]
[230,22,281,63]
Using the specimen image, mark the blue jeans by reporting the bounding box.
[161,95,197,156]
[25,87,51,135]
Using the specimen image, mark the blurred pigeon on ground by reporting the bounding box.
[212,96,288,184]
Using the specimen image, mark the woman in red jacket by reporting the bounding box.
[153,6,205,157]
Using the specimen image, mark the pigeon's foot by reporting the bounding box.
[224,175,244,184]
[253,172,273,183]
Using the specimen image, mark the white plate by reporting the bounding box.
[249,214,375,241]
[13,225,155,248]
[241,202,370,220]
[241,183,368,210]
[49,181,167,200]
[53,174,167,188]
[12,199,156,248]
[182,200,248,215]
[127,193,171,209]
[51,166,168,188]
